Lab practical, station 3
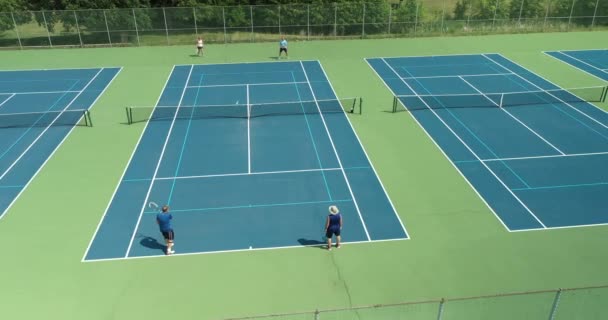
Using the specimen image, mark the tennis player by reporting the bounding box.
[196,37,204,56]
[278,37,288,59]
[325,205,342,250]
[156,205,175,255]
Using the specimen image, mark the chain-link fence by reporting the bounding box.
[220,284,608,320]
[0,1,606,49]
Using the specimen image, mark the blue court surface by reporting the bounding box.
[366,54,608,232]
[545,49,608,81]
[84,61,407,261]
[0,67,121,220]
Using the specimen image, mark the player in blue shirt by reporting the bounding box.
[325,205,343,250]
[156,205,175,255]
[279,37,288,59]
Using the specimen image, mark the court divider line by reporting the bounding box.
[291,70,333,200]
[167,73,204,205]
[543,51,608,83]
[0,93,15,108]
[151,198,354,214]
[485,54,608,130]
[458,75,565,155]
[124,65,195,258]
[319,61,409,239]
[12,90,82,95]
[375,57,540,231]
[83,237,409,263]
[1,67,122,221]
[186,81,309,89]
[0,70,102,181]
[81,66,173,262]
[299,61,371,241]
[403,73,513,80]
[155,167,343,181]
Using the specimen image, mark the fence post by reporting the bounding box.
[103,10,112,46]
[314,309,320,320]
[543,0,550,29]
[278,5,282,35]
[132,9,140,46]
[415,0,420,34]
[388,5,392,35]
[591,0,600,27]
[41,11,53,47]
[163,7,170,45]
[548,289,562,320]
[250,5,254,42]
[10,12,22,49]
[334,2,337,37]
[517,0,525,24]
[222,7,227,43]
[193,7,198,36]
[362,2,366,38]
[437,298,445,320]
[307,4,310,40]
[74,10,83,47]
[567,0,575,30]
[492,0,499,29]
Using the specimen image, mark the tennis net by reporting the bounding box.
[0,109,92,128]
[126,98,361,125]
[392,86,608,112]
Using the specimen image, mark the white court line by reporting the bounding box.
[402,73,513,80]
[246,84,251,174]
[543,51,608,83]
[484,54,608,130]
[83,237,409,263]
[0,68,104,182]
[155,168,343,181]
[371,52,500,59]
[11,90,82,95]
[321,61,410,239]
[82,66,174,262]
[299,61,371,241]
[124,65,195,258]
[458,75,565,155]
[0,93,15,109]
[480,150,608,162]
[511,221,608,233]
[2,67,123,221]
[380,57,547,230]
[556,51,608,76]
[185,81,308,89]
[175,60,318,67]
[0,66,122,72]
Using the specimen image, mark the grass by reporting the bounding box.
[0,31,607,319]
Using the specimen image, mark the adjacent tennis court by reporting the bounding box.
[84,61,407,261]
[367,53,608,231]
[545,49,608,81]
[0,67,121,219]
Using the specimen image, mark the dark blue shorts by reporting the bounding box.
[326,228,340,238]
[161,230,174,241]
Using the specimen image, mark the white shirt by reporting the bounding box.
[197,39,203,47]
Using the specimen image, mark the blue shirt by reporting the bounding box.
[156,213,173,232]
[280,39,287,48]
[328,213,341,231]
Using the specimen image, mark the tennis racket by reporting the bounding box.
[149,201,160,212]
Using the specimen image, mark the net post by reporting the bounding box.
[548,289,562,320]
[392,96,397,113]
[601,86,607,102]
[499,93,504,108]
[314,309,320,320]
[126,107,132,125]
[10,12,22,49]
[359,97,362,115]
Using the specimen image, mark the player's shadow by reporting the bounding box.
[140,236,166,252]
[297,238,326,249]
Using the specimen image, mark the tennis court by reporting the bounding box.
[367,53,608,231]
[84,61,407,261]
[0,67,120,219]
[545,49,608,81]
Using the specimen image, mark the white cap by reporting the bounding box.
[329,205,339,215]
